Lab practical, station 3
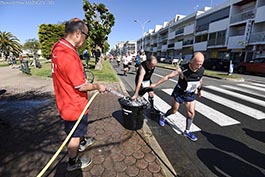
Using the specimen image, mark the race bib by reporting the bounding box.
[142,80,151,88]
[185,81,200,93]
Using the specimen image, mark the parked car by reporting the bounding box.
[203,58,230,71]
[236,58,265,74]
[164,57,173,64]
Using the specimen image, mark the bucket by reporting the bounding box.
[118,97,148,130]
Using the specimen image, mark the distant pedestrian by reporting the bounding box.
[140,51,147,62]
[150,52,205,142]
[83,49,90,67]
[122,53,130,76]
[134,51,141,72]
[19,54,23,64]
[51,17,106,171]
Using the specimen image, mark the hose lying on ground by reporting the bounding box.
[36,91,99,177]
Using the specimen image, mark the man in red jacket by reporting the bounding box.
[51,18,106,171]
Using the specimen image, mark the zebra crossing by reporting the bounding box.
[145,82,265,135]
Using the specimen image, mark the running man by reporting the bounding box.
[131,56,157,109]
[150,52,205,141]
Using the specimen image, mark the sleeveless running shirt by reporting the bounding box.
[135,60,155,87]
[175,63,204,94]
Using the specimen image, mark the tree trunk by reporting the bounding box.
[95,56,104,70]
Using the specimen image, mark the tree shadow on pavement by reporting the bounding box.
[198,131,265,177]
[0,91,67,177]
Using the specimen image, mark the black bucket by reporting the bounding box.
[118,97,148,130]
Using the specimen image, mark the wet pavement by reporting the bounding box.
[0,66,173,177]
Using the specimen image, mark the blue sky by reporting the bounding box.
[0,0,226,49]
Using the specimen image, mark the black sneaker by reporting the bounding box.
[66,157,92,171]
[78,137,95,152]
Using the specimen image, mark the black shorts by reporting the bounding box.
[139,87,153,96]
[171,90,195,104]
[123,64,129,68]
[64,114,88,138]
[135,63,140,67]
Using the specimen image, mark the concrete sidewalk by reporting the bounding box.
[0,66,175,177]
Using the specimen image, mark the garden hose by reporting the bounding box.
[36,91,99,177]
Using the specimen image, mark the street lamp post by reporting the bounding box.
[134,19,151,52]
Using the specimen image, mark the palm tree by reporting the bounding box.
[0,31,22,60]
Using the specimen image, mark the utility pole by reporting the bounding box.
[134,19,151,52]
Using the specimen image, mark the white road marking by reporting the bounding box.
[250,83,265,88]
[202,91,265,120]
[238,84,265,92]
[205,86,265,107]
[221,85,265,99]
[163,89,240,126]
[143,93,201,134]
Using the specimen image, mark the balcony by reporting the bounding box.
[255,6,265,23]
[159,36,168,43]
[175,28,184,36]
[209,18,229,33]
[227,35,246,49]
[168,43,175,49]
[249,32,265,44]
[174,41,183,50]
[208,37,226,47]
[162,44,168,52]
[168,31,175,40]
[153,47,158,52]
[230,9,255,24]
[183,40,193,46]
[193,41,207,51]
[184,24,195,35]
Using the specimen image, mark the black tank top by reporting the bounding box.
[175,63,204,93]
[135,61,155,83]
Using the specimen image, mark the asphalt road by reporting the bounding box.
[111,61,265,177]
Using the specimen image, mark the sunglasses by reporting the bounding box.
[81,31,88,39]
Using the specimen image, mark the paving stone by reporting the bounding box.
[111,153,125,162]
[111,145,122,153]
[116,172,128,177]
[95,129,105,135]
[122,147,134,156]
[141,145,152,154]
[126,166,140,177]
[102,168,117,177]
[153,173,166,177]
[144,153,156,163]
[114,162,127,173]
[136,159,149,169]
[148,161,161,174]
[90,164,104,176]
[133,150,145,159]
[92,154,105,165]
[102,156,114,169]
[130,143,142,151]
[124,156,136,166]
[138,169,153,177]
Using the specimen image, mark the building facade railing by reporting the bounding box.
[230,9,255,24]
[249,31,265,43]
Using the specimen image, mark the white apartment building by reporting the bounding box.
[111,41,137,57]
[134,0,265,64]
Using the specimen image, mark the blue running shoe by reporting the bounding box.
[183,130,198,141]
[159,113,166,126]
